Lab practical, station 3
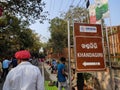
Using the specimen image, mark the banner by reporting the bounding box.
[89,4,96,24]
[95,0,109,21]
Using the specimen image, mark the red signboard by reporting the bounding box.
[74,23,102,37]
[74,23,105,72]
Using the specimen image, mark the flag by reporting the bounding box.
[89,4,96,24]
[95,0,109,21]
[86,0,90,8]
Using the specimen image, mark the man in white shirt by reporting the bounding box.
[3,50,44,90]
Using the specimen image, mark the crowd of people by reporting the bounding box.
[0,49,87,90]
[47,57,80,90]
[0,50,44,90]
[0,57,17,80]
[0,54,41,81]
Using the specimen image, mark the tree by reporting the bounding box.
[63,6,88,25]
[64,6,89,45]
[0,0,48,23]
[63,6,89,44]
[48,7,88,55]
[0,15,42,58]
[28,31,43,57]
[48,17,68,54]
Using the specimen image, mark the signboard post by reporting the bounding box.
[74,23,105,72]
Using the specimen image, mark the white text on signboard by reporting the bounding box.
[80,26,97,33]
[81,42,97,49]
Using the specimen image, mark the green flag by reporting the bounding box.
[95,0,109,21]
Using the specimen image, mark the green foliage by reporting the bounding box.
[0,0,48,23]
[0,15,42,58]
[0,17,7,27]
[63,6,88,24]
[48,7,88,55]
[49,17,68,53]
[45,81,58,90]
[18,29,34,48]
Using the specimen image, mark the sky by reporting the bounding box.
[29,0,120,43]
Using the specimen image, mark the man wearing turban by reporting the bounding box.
[3,50,44,90]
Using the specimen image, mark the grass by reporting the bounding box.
[45,81,58,90]
[45,81,64,90]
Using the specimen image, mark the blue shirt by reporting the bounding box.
[52,60,57,67]
[2,59,11,69]
[57,63,66,82]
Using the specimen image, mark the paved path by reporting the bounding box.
[44,63,57,81]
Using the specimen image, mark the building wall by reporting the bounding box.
[107,25,120,56]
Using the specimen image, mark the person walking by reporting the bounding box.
[49,59,57,73]
[10,57,18,68]
[30,56,39,67]
[3,50,44,90]
[57,57,68,90]
[1,58,11,79]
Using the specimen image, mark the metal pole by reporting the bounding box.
[39,47,45,83]
[107,1,115,89]
[107,0,116,61]
[42,60,45,82]
[67,21,72,90]
[105,27,114,90]
[109,20,116,61]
